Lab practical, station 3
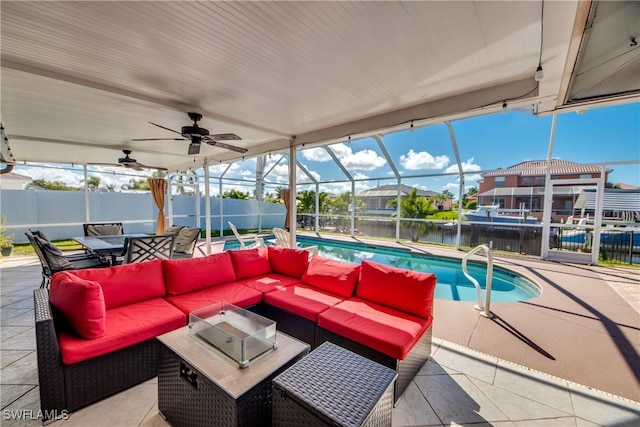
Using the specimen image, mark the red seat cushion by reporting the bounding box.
[50,271,106,339]
[268,246,310,278]
[357,260,436,318]
[164,283,263,315]
[162,252,236,296]
[301,256,361,298]
[235,274,301,295]
[264,284,344,322]
[72,259,166,309]
[57,298,186,364]
[318,298,432,360]
[228,247,272,280]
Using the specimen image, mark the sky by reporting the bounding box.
[13,101,640,199]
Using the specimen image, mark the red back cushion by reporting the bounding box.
[50,271,106,339]
[228,247,272,280]
[356,260,436,318]
[301,256,361,298]
[268,246,309,279]
[162,252,236,295]
[72,260,165,309]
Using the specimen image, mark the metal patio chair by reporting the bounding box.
[121,235,175,264]
[26,232,111,288]
[83,222,124,237]
[171,227,201,259]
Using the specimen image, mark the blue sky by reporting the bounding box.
[15,102,640,197]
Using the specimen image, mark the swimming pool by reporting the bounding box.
[224,237,541,302]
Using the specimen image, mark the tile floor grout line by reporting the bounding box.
[435,338,640,406]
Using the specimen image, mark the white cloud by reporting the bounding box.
[266,163,320,184]
[400,149,450,170]
[301,143,386,171]
[444,158,482,174]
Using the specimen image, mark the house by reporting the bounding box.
[0,172,33,190]
[357,184,453,216]
[477,160,611,221]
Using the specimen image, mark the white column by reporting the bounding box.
[540,114,557,260]
[204,164,211,255]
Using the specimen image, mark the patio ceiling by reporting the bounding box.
[1,1,638,173]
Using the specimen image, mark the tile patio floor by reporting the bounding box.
[1,246,639,426]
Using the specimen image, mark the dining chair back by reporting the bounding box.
[171,227,201,259]
[122,235,175,264]
[83,222,124,237]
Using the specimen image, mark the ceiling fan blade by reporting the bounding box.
[188,142,201,155]
[131,138,186,141]
[210,133,242,141]
[203,139,248,153]
[149,122,184,136]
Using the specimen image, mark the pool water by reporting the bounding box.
[224,237,541,302]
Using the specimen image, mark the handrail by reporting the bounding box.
[462,244,494,318]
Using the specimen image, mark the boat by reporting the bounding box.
[462,205,538,224]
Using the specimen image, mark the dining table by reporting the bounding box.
[72,233,147,265]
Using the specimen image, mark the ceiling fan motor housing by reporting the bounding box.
[181,125,209,136]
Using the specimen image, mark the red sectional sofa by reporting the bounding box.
[34,245,436,423]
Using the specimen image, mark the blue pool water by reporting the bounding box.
[224,237,541,302]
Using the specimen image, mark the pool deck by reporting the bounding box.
[1,236,639,426]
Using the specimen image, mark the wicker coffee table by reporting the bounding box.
[272,342,397,427]
[157,325,309,427]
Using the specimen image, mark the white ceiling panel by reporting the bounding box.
[2,1,628,173]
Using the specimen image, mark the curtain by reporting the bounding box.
[281,188,290,231]
[148,178,167,235]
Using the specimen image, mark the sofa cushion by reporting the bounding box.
[164,282,263,315]
[72,259,166,309]
[264,284,344,322]
[162,252,236,296]
[301,256,361,298]
[57,298,186,364]
[357,260,437,318]
[235,274,301,295]
[268,246,309,279]
[318,298,431,360]
[229,247,271,280]
[50,271,106,340]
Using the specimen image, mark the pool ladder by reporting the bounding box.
[462,244,494,318]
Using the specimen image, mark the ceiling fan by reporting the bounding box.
[132,112,248,155]
[90,150,165,171]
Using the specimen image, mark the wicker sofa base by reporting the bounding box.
[34,288,159,424]
[315,326,432,402]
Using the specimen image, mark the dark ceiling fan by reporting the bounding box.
[132,112,247,155]
[90,149,165,171]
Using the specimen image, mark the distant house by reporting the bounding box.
[0,172,33,190]
[477,160,611,221]
[357,184,452,215]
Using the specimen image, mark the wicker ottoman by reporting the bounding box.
[272,342,397,427]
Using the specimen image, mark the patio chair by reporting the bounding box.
[25,232,110,288]
[272,227,318,256]
[29,228,101,262]
[83,222,124,237]
[228,221,264,249]
[121,235,175,264]
[171,227,201,259]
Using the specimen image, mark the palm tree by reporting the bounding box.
[387,188,436,241]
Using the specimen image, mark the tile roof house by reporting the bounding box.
[357,184,453,215]
[477,160,612,221]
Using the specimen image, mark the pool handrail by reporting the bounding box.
[462,244,494,318]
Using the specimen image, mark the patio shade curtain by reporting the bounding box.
[148,178,167,235]
[281,188,290,230]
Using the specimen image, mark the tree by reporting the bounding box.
[222,189,249,199]
[326,191,364,232]
[31,179,81,191]
[441,189,454,199]
[81,175,101,190]
[463,186,478,208]
[122,178,150,191]
[387,187,436,241]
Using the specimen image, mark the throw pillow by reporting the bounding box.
[49,271,106,339]
[268,246,309,278]
[356,260,436,318]
[301,256,361,298]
